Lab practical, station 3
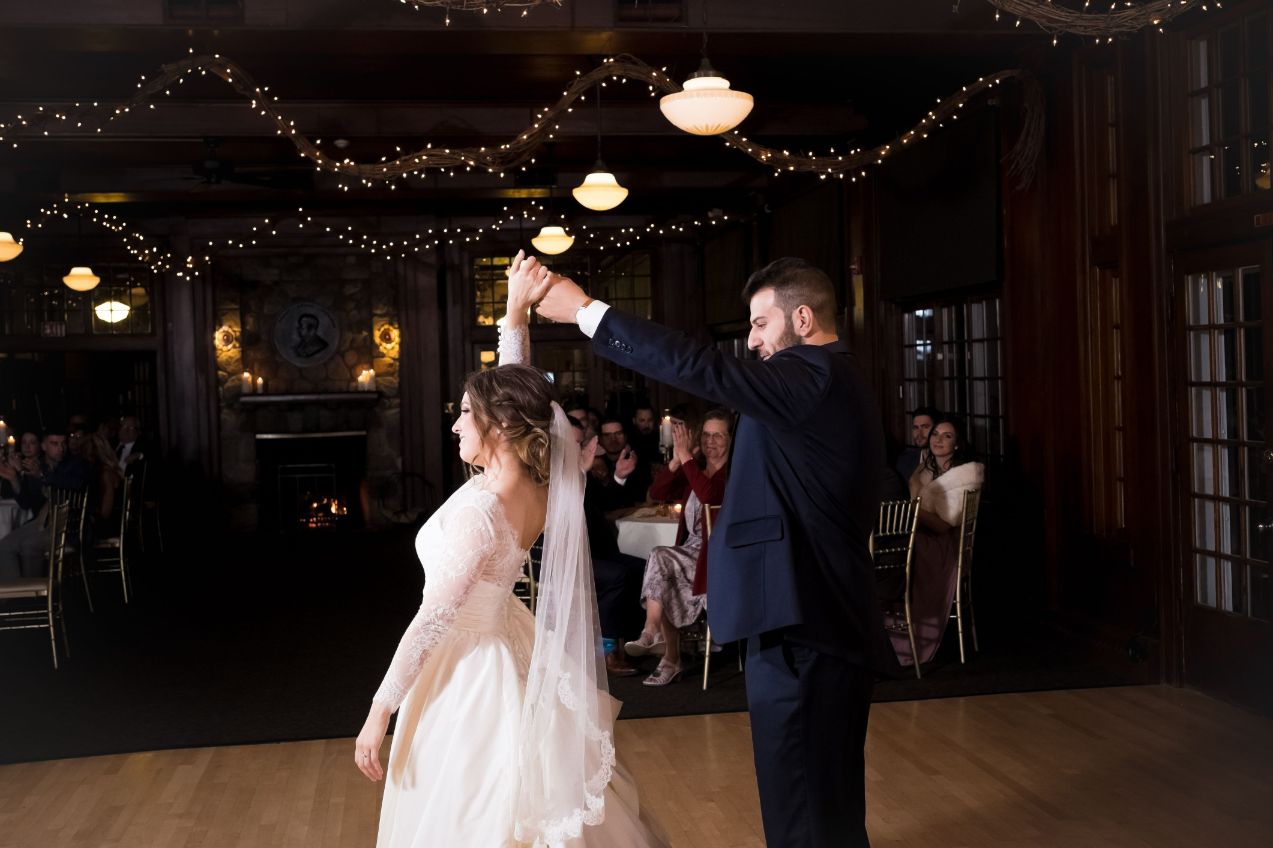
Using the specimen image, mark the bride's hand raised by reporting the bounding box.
[505,250,553,324]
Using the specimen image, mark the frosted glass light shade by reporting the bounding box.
[0,232,22,262]
[659,71,754,136]
[572,169,628,211]
[531,225,574,255]
[94,300,130,323]
[63,266,101,292]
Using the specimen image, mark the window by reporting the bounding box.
[1187,12,1271,205]
[0,264,155,337]
[592,252,652,320]
[1082,270,1127,532]
[472,253,591,326]
[1185,266,1270,620]
[164,0,244,23]
[900,295,1005,461]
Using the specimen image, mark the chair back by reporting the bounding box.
[870,498,921,574]
[44,502,71,594]
[703,503,722,539]
[118,475,135,539]
[49,486,88,550]
[956,488,981,578]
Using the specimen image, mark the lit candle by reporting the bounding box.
[367,369,377,392]
[356,370,367,391]
[0,418,7,445]
[256,376,265,394]
[659,415,673,450]
[240,371,253,394]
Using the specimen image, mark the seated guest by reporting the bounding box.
[569,417,644,677]
[894,405,939,482]
[1,431,43,500]
[625,408,733,686]
[115,416,151,474]
[0,427,90,578]
[884,414,984,668]
[630,402,660,467]
[598,416,651,505]
[79,432,124,532]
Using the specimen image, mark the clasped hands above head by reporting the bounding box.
[504,249,590,325]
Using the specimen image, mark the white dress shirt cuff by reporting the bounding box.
[577,301,611,338]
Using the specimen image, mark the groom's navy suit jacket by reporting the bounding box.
[593,309,891,669]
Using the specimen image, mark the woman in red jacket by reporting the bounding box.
[624,407,733,686]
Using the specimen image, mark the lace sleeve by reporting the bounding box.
[372,499,497,711]
[498,322,530,366]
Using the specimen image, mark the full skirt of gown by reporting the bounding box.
[377,581,667,848]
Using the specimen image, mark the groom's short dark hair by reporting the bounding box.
[742,257,837,329]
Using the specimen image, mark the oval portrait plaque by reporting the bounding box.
[273,301,340,368]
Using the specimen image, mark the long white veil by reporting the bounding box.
[513,401,615,846]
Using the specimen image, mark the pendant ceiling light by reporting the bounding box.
[94,300,130,324]
[659,5,753,137]
[63,266,101,292]
[63,215,100,292]
[531,225,574,255]
[0,232,22,262]
[659,57,753,136]
[573,84,628,211]
[531,184,574,254]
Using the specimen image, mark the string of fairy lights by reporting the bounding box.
[981,0,1212,45]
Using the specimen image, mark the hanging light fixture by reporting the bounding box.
[532,184,574,254]
[0,232,22,262]
[659,5,753,136]
[63,266,101,292]
[573,84,628,211]
[531,224,574,255]
[94,300,130,324]
[62,214,100,292]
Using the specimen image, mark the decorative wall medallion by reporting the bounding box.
[274,301,340,368]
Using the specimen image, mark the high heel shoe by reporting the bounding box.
[624,630,666,658]
[642,660,683,687]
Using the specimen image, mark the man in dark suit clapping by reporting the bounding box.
[535,256,889,848]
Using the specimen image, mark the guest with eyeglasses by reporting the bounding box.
[625,407,734,686]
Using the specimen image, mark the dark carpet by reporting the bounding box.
[0,526,1138,765]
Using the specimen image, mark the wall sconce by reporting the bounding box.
[214,325,239,350]
[376,323,401,355]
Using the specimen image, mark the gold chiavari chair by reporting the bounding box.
[93,476,135,603]
[693,503,726,690]
[951,488,981,664]
[50,486,94,613]
[871,497,922,679]
[515,541,540,614]
[0,502,71,669]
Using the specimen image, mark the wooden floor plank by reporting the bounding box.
[1,686,1270,848]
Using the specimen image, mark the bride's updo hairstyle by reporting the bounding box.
[463,363,555,486]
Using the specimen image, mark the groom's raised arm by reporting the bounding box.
[586,305,831,429]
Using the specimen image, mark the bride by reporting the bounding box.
[354,251,666,848]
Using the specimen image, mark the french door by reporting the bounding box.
[1178,240,1273,710]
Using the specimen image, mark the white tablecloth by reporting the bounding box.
[615,514,680,561]
[0,499,22,543]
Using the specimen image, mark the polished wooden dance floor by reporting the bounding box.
[2,686,1270,847]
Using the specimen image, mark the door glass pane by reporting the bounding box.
[1193,388,1215,439]
[1249,565,1271,620]
[1216,330,1237,381]
[1195,444,1216,494]
[1218,388,1239,439]
[1191,332,1213,380]
[1242,268,1263,319]
[1246,446,1265,500]
[1249,15,1269,69]
[1196,498,1218,550]
[1245,388,1265,442]
[1222,143,1243,197]
[1221,80,1242,137]
[1247,507,1267,561]
[1244,328,1264,381]
[1251,72,1270,133]
[1254,135,1270,192]
[1219,444,1240,497]
[1188,273,1211,323]
[1220,504,1240,555]
[1215,271,1237,323]
[1219,558,1236,612]
[1197,554,1218,607]
[1220,27,1241,80]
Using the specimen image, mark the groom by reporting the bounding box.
[535,256,889,847]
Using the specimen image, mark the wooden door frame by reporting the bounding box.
[1170,236,1273,712]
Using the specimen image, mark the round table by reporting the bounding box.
[614,513,680,561]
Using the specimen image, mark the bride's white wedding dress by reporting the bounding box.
[372,325,665,848]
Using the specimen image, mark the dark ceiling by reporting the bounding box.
[0,1,1048,226]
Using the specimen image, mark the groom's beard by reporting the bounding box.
[773,316,802,353]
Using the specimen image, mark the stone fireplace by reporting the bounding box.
[212,252,403,530]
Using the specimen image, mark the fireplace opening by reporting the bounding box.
[255,432,367,531]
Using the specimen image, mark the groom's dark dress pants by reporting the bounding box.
[746,633,874,848]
